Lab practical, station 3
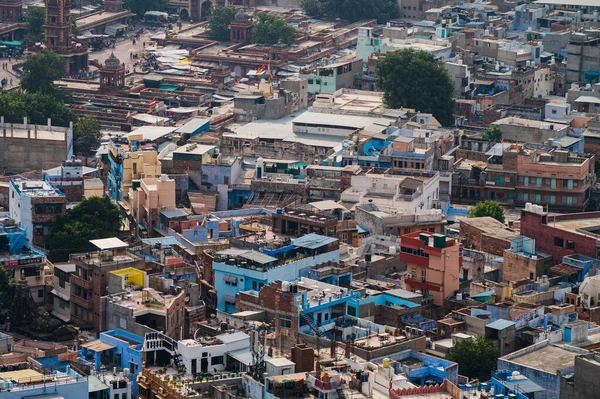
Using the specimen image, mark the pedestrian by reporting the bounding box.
[8,56,10,62]
[9,78,12,86]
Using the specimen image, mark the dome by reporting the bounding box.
[104,52,121,68]
[234,9,251,22]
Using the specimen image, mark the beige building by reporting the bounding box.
[129,174,176,235]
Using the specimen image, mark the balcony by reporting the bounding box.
[71,294,93,310]
[404,277,442,292]
[70,274,92,290]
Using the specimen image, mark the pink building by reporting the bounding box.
[400,231,461,306]
[129,174,176,235]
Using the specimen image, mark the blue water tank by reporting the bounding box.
[276,208,282,214]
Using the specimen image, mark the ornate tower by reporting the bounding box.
[99,52,125,93]
[104,0,122,13]
[44,0,72,52]
[44,0,89,74]
[0,0,22,23]
[229,10,252,44]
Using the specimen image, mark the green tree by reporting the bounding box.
[483,126,503,141]
[21,50,65,95]
[0,267,16,310]
[300,0,398,23]
[207,6,237,41]
[447,336,499,381]
[468,200,505,224]
[74,116,102,158]
[25,7,45,43]
[376,49,455,126]
[0,90,74,126]
[48,196,123,262]
[252,12,296,46]
[71,16,80,36]
[124,0,168,17]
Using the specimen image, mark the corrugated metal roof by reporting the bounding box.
[175,118,210,134]
[486,319,516,330]
[216,331,249,344]
[240,250,278,264]
[500,377,544,393]
[470,290,495,299]
[292,233,338,249]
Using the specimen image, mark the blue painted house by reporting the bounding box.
[79,329,144,397]
[214,233,340,312]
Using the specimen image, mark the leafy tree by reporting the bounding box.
[48,196,123,262]
[25,7,45,43]
[71,16,80,36]
[207,6,237,41]
[468,200,505,224]
[74,116,102,158]
[21,50,65,95]
[124,0,168,17]
[483,126,503,141]
[252,12,296,46]
[0,267,16,310]
[447,336,499,381]
[300,0,399,23]
[0,90,74,126]
[376,49,455,126]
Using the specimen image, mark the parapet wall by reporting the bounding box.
[0,118,72,174]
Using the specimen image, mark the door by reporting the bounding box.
[201,358,208,373]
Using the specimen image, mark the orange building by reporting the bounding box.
[400,231,461,306]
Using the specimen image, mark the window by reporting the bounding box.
[202,352,208,358]
[566,240,575,250]
[554,237,564,247]
[279,315,292,329]
[38,289,44,298]
[223,176,229,185]
[212,356,224,365]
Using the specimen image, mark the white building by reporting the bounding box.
[144,331,253,375]
[8,178,66,245]
[51,263,76,322]
[341,172,440,213]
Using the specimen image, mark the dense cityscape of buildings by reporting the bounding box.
[2,0,600,398]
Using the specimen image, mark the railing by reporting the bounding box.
[70,274,92,290]
[300,311,332,340]
[71,294,93,309]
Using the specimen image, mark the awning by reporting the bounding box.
[1,40,21,46]
[105,22,127,37]
[223,275,238,284]
[575,95,600,104]
[223,295,236,304]
[81,341,115,352]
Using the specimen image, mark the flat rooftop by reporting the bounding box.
[459,216,519,240]
[503,344,579,374]
[552,217,600,238]
[11,179,64,198]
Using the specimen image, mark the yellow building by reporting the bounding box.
[110,267,146,289]
[122,150,162,200]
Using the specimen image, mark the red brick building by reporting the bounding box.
[520,209,600,263]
